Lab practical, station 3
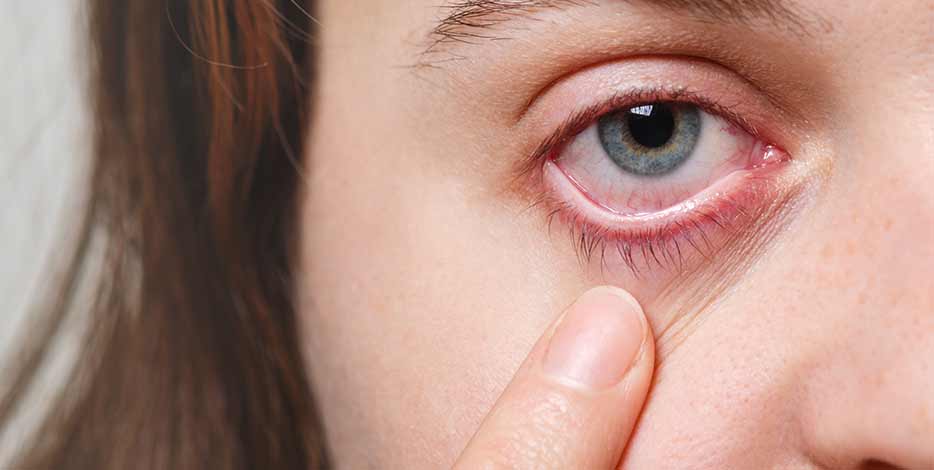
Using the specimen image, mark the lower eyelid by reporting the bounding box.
[541,150,796,273]
[546,160,757,225]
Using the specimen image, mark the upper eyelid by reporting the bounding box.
[510,53,809,166]
[514,53,786,127]
[416,7,827,139]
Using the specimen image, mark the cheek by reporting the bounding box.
[298,119,590,467]
[620,237,839,469]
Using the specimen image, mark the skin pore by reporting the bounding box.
[298,0,933,468]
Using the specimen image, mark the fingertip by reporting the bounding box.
[584,285,644,316]
[586,285,655,367]
[454,286,655,469]
[542,286,650,390]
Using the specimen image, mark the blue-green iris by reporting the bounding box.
[597,103,701,177]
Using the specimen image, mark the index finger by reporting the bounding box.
[454,286,656,469]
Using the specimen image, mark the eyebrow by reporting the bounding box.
[424,0,818,58]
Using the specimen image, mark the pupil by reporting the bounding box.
[626,104,675,148]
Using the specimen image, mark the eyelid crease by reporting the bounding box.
[512,54,795,126]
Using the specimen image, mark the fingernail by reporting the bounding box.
[543,287,646,390]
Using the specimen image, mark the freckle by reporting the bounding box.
[882,218,893,231]
[844,240,858,256]
[820,243,834,260]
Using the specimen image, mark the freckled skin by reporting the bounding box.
[298,0,934,468]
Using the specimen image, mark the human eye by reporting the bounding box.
[555,95,783,215]
[517,58,804,274]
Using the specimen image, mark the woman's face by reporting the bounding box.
[298,0,934,467]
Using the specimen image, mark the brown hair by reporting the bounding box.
[0,1,326,468]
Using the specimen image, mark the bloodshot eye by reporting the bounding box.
[598,103,701,177]
[550,99,774,216]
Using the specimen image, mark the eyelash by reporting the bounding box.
[517,86,786,275]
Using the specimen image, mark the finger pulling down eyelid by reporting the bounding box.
[598,156,822,356]
[506,53,826,300]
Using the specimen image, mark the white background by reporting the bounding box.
[1,1,87,349]
[0,1,87,461]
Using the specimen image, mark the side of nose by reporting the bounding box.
[798,275,934,469]
[802,348,934,468]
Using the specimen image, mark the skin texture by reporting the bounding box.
[298,0,934,468]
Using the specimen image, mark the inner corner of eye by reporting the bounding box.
[549,100,780,219]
